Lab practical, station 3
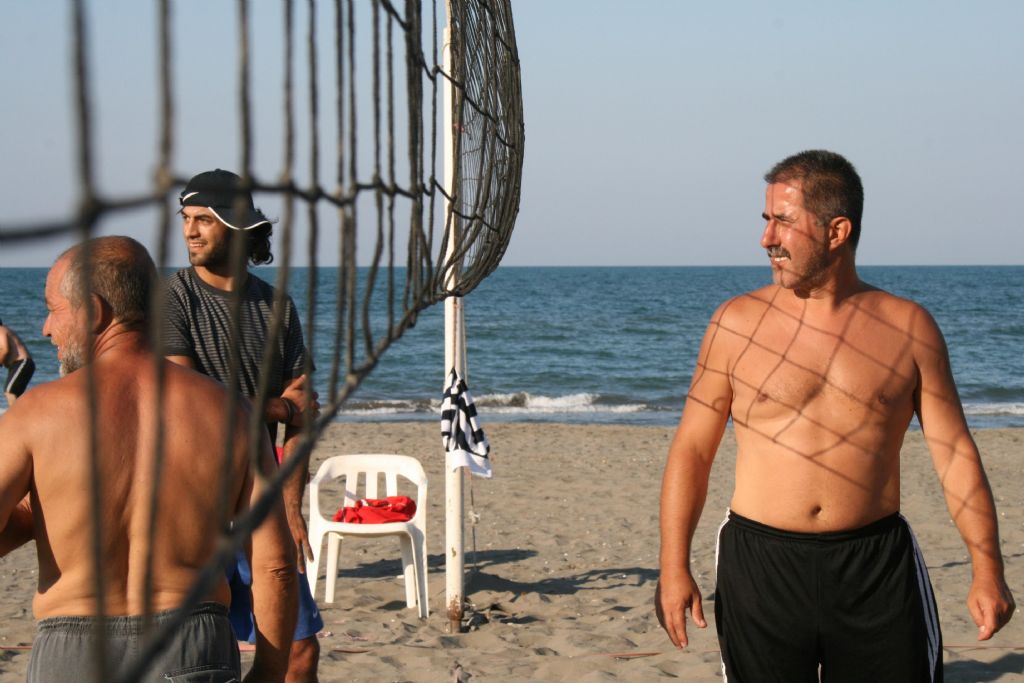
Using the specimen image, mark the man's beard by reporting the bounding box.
[58,338,87,377]
[188,236,232,268]
[772,241,831,292]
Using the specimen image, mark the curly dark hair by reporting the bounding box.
[247,223,274,265]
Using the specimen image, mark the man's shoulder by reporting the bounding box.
[854,285,933,324]
[709,286,778,328]
[246,273,303,321]
[4,371,82,424]
[164,356,230,394]
[167,267,192,283]
[165,267,198,296]
[246,271,277,293]
[246,271,288,304]
[162,359,253,422]
[247,270,274,287]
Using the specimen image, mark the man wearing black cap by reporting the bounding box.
[163,169,322,681]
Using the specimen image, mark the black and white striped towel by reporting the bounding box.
[440,368,492,479]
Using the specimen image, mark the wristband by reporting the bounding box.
[281,398,297,425]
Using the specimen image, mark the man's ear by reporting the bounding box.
[89,293,114,333]
[828,217,853,250]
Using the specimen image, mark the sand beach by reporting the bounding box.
[0,422,1021,681]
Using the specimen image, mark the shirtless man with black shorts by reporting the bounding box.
[656,150,1014,681]
[0,236,297,682]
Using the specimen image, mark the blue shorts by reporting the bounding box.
[228,551,323,643]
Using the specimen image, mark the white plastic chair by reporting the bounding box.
[306,454,429,618]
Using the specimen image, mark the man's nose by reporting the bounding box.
[760,221,777,248]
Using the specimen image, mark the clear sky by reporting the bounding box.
[2,1,1022,267]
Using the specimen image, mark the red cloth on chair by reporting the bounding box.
[333,496,417,523]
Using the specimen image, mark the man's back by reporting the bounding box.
[8,347,252,618]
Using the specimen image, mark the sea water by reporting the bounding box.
[2,266,1022,428]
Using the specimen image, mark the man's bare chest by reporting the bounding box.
[730,318,917,417]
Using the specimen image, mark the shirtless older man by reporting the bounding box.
[657,150,1014,681]
[0,236,297,682]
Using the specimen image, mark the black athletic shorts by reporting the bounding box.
[714,510,942,683]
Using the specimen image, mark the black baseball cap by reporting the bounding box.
[179,169,272,231]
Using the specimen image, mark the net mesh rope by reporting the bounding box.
[0,1,522,680]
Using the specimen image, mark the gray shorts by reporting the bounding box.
[28,602,240,683]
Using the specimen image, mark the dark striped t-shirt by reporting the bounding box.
[162,267,308,403]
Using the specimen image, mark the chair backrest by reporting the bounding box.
[310,454,427,518]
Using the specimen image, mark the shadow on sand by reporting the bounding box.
[945,652,1024,682]
[328,547,658,600]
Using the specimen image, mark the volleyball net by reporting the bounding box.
[0,0,523,680]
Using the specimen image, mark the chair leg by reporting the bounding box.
[326,533,342,604]
[306,532,321,600]
[409,530,428,619]
[399,536,416,609]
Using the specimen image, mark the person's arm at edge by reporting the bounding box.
[277,373,320,571]
[0,496,34,555]
[244,432,299,682]
[912,306,1015,641]
[270,302,319,427]
[1,326,32,407]
[167,356,310,426]
[0,409,34,555]
[657,306,733,649]
[280,424,314,572]
[161,284,196,372]
[271,373,319,426]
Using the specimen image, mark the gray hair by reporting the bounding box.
[59,236,157,333]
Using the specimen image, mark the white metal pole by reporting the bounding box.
[442,8,465,634]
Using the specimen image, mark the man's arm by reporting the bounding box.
[0,410,34,552]
[0,496,34,555]
[0,328,11,407]
[265,373,319,426]
[1,326,33,407]
[275,375,320,570]
[657,307,733,648]
[270,301,321,572]
[281,424,314,571]
[160,282,198,373]
[912,306,1015,640]
[244,434,299,682]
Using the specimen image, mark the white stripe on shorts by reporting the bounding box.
[900,514,941,680]
[715,509,731,682]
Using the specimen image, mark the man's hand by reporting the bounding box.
[968,574,1015,641]
[286,504,314,574]
[655,574,707,648]
[281,374,320,426]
